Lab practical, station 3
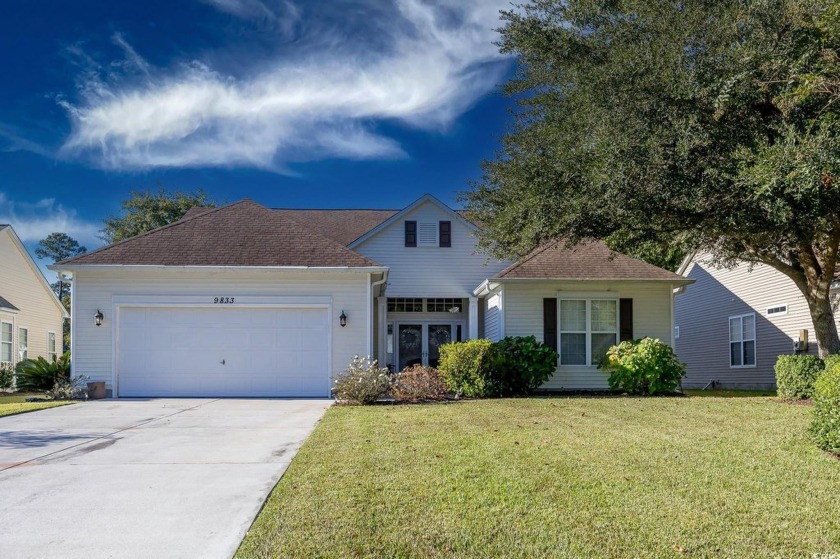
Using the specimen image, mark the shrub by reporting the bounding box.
[0,362,14,391]
[332,356,390,405]
[485,336,558,396]
[775,355,824,400]
[47,375,90,400]
[15,352,71,391]
[600,338,685,395]
[810,362,840,454]
[822,354,840,371]
[390,365,447,403]
[438,339,492,398]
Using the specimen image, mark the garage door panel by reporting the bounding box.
[117,307,330,397]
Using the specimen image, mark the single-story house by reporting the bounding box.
[0,224,68,369]
[53,195,691,397]
[675,252,829,390]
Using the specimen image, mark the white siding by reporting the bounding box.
[484,293,501,342]
[354,200,510,298]
[502,281,674,390]
[71,268,370,394]
[0,228,65,366]
[675,254,823,389]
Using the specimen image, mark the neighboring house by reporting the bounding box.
[674,252,824,390]
[52,195,690,398]
[0,225,68,370]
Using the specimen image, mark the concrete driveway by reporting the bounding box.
[0,399,330,559]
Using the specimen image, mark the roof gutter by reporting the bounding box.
[49,264,390,273]
[486,277,695,286]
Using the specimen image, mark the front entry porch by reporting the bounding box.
[375,297,479,372]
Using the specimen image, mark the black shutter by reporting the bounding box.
[543,298,558,352]
[405,221,417,247]
[439,221,451,247]
[620,298,633,341]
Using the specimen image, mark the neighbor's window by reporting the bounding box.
[48,331,57,361]
[729,314,756,367]
[18,327,28,360]
[0,322,12,363]
[559,298,618,366]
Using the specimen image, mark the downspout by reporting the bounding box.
[369,272,389,359]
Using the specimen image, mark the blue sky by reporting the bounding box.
[0,0,515,273]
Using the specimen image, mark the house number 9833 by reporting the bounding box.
[214,297,235,304]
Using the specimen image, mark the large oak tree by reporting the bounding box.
[464,0,840,355]
[102,188,216,243]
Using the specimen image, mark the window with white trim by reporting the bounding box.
[387,298,424,313]
[729,313,756,367]
[18,327,28,360]
[47,331,57,362]
[0,322,12,363]
[559,298,618,366]
[766,304,788,316]
[427,298,463,313]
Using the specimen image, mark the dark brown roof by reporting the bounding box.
[497,240,688,281]
[0,295,19,311]
[181,206,215,220]
[58,200,381,268]
[273,209,398,245]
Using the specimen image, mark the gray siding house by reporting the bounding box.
[674,252,828,389]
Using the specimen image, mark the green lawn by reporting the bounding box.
[238,394,840,559]
[0,393,74,418]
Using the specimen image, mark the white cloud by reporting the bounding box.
[0,193,101,249]
[60,0,512,172]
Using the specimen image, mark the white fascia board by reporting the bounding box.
[347,193,478,249]
[48,264,389,274]
[472,279,502,297]
[487,277,695,286]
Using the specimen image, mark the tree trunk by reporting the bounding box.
[805,292,840,357]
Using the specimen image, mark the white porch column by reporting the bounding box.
[377,297,388,366]
[468,297,479,340]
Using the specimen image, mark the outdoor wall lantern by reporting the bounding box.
[339,311,347,327]
[94,310,104,327]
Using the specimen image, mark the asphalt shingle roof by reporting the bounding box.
[497,240,688,281]
[0,295,19,311]
[58,200,381,268]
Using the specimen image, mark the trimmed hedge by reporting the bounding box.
[438,339,492,398]
[810,362,840,454]
[775,355,824,400]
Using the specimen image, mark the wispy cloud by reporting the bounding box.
[59,0,512,172]
[0,123,54,159]
[0,193,101,248]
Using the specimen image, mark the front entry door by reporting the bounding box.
[397,324,423,370]
[396,323,457,370]
[427,324,452,368]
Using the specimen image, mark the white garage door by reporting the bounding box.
[117,307,330,397]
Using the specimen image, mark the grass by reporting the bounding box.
[0,392,74,418]
[238,394,840,559]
